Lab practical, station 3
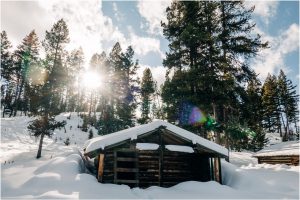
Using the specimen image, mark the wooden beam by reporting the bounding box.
[214,157,219,183]
[159,129,164,187]
[115,179,139,184]
[210,158,214,181]
[116,157,138,162]
[116,168,138,172]
[113,151,117,184]
[218,157,222,184]
[130,139,137,150]
[97,154,105,182]
[135,151,139,187]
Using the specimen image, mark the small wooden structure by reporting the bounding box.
[83,120,228,188]
[253,141,299,166]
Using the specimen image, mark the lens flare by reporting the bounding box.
[179,102,207,126]
[189,107,207,125]
[26,63,48,86]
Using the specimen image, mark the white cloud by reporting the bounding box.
[126,27,165,58]
[2,0,164,65]
[137,0,171,35]
[37,0,127,63]
[246,1,279,25]
[252,23,299,79]
[1,1,52,49]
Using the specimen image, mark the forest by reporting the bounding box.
[1,1,299,159]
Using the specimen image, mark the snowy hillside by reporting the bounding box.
[1,114,299,199]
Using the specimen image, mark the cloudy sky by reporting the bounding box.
[1,0,299,88]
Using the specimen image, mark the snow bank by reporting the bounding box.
[1,113,94,162]
[229,151,258,167]
[254,141,299,157]
[2,149,299,199]
[222,160,299,199]
[1,153,137,199]
[85,120,228,157]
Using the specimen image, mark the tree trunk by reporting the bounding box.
[36,132,45,159]
[13,78,25,117]
[10,76,20,117]
[280,113,286,141]
[212,102,221,144]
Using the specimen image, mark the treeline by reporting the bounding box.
[160,1,299,150]
[1,1,299,157]
[1,19,158,158]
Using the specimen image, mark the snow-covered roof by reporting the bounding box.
[84,120,228,157]
[254,141,299,157]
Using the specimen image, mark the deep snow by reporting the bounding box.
[1,113,299,199]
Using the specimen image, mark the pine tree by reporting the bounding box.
[1,31,14,114]
[161,69,190,124]
[11,30,40,116]
[277,70,299,141]
[97,43,123,135]
[27,19,69,159]
[28,116,66,156]
[161,1,268,145]
[66,47,84,112]
[240,78,267,150]
[115,46,139,129]
[88,129,94,139]
[1,31,13,81]
[218,0,268,124]
[262,74,280,133]
[138,68,155,124]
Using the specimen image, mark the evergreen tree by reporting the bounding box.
[28,116,66,156]
[138,68,155,124]
[262,74,280,133]
[218,0,268,126]
[27,19,69,159]
[66,47,84,112]
[161,1,268,145]
[88,129,94,139]
[1,31,13,81]
[1,31,14,113]
[277,70,299,141]
[115,46,139,129]
[151,81,165,120]
[240,78,267,150]
[97,43,122,135]
[11,30,40,116]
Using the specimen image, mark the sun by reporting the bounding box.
[82,71,102,90]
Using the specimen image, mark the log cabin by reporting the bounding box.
[83,120,229,188]
[253,141,299,166]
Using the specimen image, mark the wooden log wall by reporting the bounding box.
[101,151,114,183]
[138,150,159,188]
[257,155,299,166]
[162,151,194,187]
[100,149,219,188]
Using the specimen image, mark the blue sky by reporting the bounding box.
[1,0,299,88]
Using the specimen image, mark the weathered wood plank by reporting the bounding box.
[115,179,139,184]
[97,154,105,182]
[116,168,138,172]
[117,157,138,162]
[114,151,117,183]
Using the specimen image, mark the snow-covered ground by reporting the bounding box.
[1,113,299,199]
